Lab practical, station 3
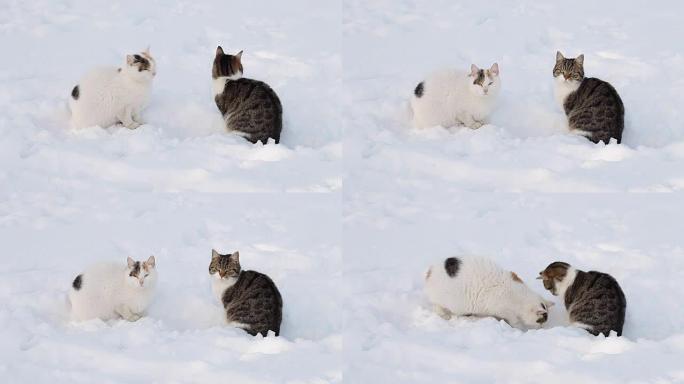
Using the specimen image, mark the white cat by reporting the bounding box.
[424,255,552,329]
[69,48,156,129]
[68,256,157,322]
[410,63,500,129]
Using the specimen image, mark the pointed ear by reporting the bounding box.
[576,54,584,66]
[235,50,243,62]
[556,51,564,62]
[489,62,499,76]
[470,64,479,76]
[127,256,135,268]
[126,55,135,65]
[216,46,224,56]
[546,300,555,308]
[146,255,156,268]
[536,272,544,280]
[231,251,240,262]
[144,46,151,55]
[212,249,220,259]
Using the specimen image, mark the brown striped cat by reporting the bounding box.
[538,262,626,336]
[209,250,283,336]
[212,46,283,144]
[553,51,624,144]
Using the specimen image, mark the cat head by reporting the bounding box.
[125,255,157,288]
[553,51,584,84]
[510,271,554,328]
[212,46,243,80]
[209,249,241,280]
[123,47,156,80]
[538,261,575,296]
[468,63,500,97]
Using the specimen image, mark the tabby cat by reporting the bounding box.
[212,46,283,144]
[538,261,626,336]
[553,51,624,144]
[209,249,283,336]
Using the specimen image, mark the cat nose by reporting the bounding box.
[563,74,570,80]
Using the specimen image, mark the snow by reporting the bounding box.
[343,0,684,382]
[344,193,684,383]
[0,0,341,382]
[3,0,684,382]
[344,0,684,192]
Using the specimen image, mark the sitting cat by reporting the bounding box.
[69,256,157,321]
[212,46,283,144]
[538,261,626,336]
[424,255,552,329]
[411,63,500,129]
[209,250,283,336]
[69,48,156,129]
[553,51,625,144]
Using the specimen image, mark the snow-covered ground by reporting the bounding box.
[343,0,684,382]
[0,0,341,193]
[0,192,342,383]
[1,0,341,382]
[344,193,684,383]
[4,0,684,382]
[344,0,684,192]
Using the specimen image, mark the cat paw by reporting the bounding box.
[126,122,141,130]
[471,121,483,129]
[126,313,142,322]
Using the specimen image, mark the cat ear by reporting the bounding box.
[536,272,544,279]
[146,255,156,268]
[144,46,151,56]
[126,55,135,65]
[231,251,240,262]
[212,249,220,259]
[127,256,135,268]
[576,54,584,66]
[235,50,243,62]
[470,64,480,77]
[545,299,555,308]
[216,46,224,56]
[489,63,499,76]
[556,51,564,62]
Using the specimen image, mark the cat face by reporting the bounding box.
[468,63,500,97]
[519,299,552,328]
[537,261,572,296]
[553,51,584,83]
[209,249,241,279]
[212,46,243,80]
[125,256,156,288]
[124,48,156,79]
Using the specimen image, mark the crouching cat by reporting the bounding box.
[411,63,500,129]
[69,48,156,129]
[425,256,552,329]
[69,256,157,321]
[538,261,626,336]
[212,46,283,144]
[209,250,283,336]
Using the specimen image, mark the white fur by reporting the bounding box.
[411,65,500,129]
[553,75,580,109]
[424,256,552,329]
[68,258,157,322]
[550,266,577,298]
[69,52,156,129]
[212,72,243,97]
[211,272,238,303]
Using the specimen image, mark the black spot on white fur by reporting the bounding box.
[71,85,79,100]
[72,274,82,290]
[129,262,141,277]
[414,82,424,97]
[444,257,461,277]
